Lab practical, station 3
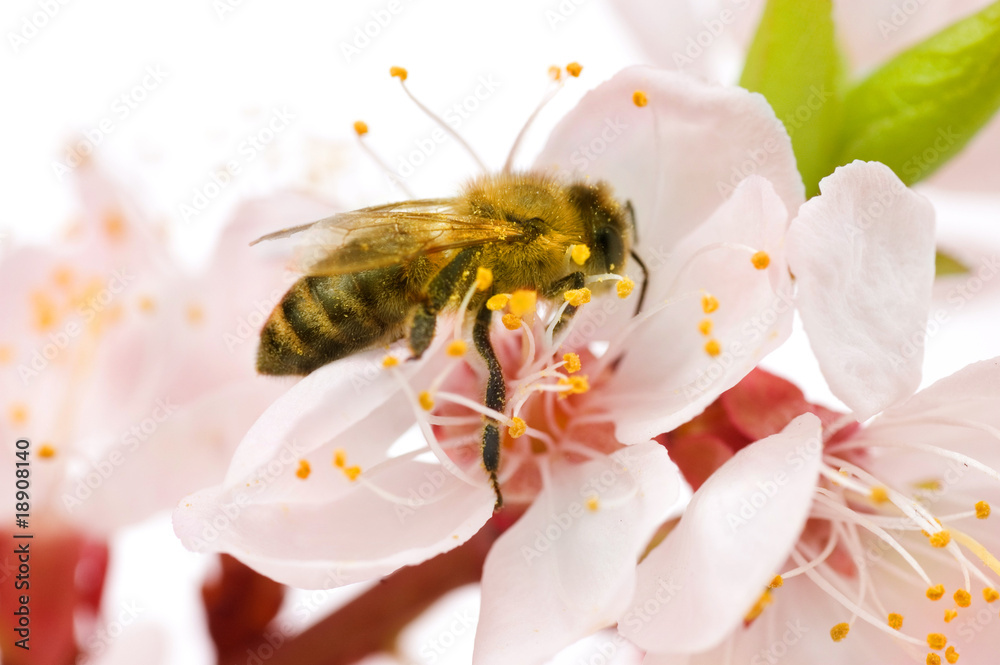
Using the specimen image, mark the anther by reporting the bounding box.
[508,417,527,439]
[389,66,408,81]
[929,531,952,548]
[944,609,958,623]
[744,590,772,624]
[9,404,28,426]
[870,486,891,504]
[928,655,941,665]
[570,244,591,265]
[953,589,971,608]
[975,501,991,519]
[698,318,713,336]
[333,449,347,468]
[557,375,589,396]
[295,460,311,480]
[566,62,583,77]
[564,288,591,307]
[927,633,947,650]
[509,290,537,316]
[704,339,722,357]
[344,466,361,481]
[927,585,946,601]
[475,266,493,291]
[502,313,522,331]
[751,251,771,269]
[888,613,903,630]
[419,391,435,411]
[487,294,510,311]
[38,444,55,459]
[382,355,399,368]
[353,120,369,136]
[830,623,850,642]
[633,90,648,107]
[0,345,13,364]
[562,353,581,373]
[983,587,999,603]
[702,293,719,314]
[447,340,467,357]
[585,495,599,511]
[186,304,204,325]
[768,575,783,589]
[548,65,562,81]
[617,277,635,298]
[945,646,959,663]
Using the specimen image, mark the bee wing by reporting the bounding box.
[257,198,524,276]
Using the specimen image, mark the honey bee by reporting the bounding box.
[255,172,645,509]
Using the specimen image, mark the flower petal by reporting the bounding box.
[788,161,935,419]
[605,175,794,442]
[473,442,684,665]
[620,413,822,654]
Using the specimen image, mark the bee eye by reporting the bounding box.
[595,226,625,273]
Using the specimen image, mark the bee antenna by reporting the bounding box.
[352,120,415,198]
[390,67,488,173]
[503,63,581,174]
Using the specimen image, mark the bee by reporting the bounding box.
[255,172,645,509]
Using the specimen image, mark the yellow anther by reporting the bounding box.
[557,375,589,397]
[475,266,493,291]
[616,277,635,298]
[487,293,510,311]
[343,466,361,481]
[697,318,713,336]
[946,646,959,663]
[186,304,204,325]
[564,288,592,307]
[975,501,991,519]
[632,90,648,107]
[927,633,947,650]
[704,339,722,357]
[38,444,56,459]
[888,613,904,630]
[870,486,891,504]
[916,479,943,491]
[927,585,946,601]
[390,66,408,81]
[52,266,74,288]
[744,589,772,623]
[382,355,399,368]
[927,654,941,665]
[768,575,783,589]
[702,293,719,314]
[830,623,850,642]
[353,120,369,136]
[138,296,156,313]
[953,589,971,608]
[548,65,562,81]
[751,250,771,270]
[31,291,58,331]
[103,212,126,241]
[295,460,311,480]
[333,449,347,468]
[0,345,12,364]
[570,244,591,265]
[509,289,537,316]
[9,404,29,426]
[585,495,600,511]
[944,609,958,623]
[566,62,583,77]
[929,531,952,548]
[983,587,999,603]
[501,313,522,330]
[508,417,527,439]
[562,353,581,373]
[418,391,435,411]
[447,340,467,357]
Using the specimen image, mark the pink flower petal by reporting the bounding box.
[473,442,684,665]
[788,161,935,420]
[620,414,822,654]
[605,175,794,442]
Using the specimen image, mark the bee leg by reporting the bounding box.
[473,303,505,510]
[545,271,586,336]
[408,248,481,360]
[409,304,437,360]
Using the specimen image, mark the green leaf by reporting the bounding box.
[740,0,843,198]
[840,1,1000,186]
[935,250,969,277]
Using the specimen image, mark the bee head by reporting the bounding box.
[566,182,630,275]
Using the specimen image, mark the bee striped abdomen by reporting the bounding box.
[257,270,411,376]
